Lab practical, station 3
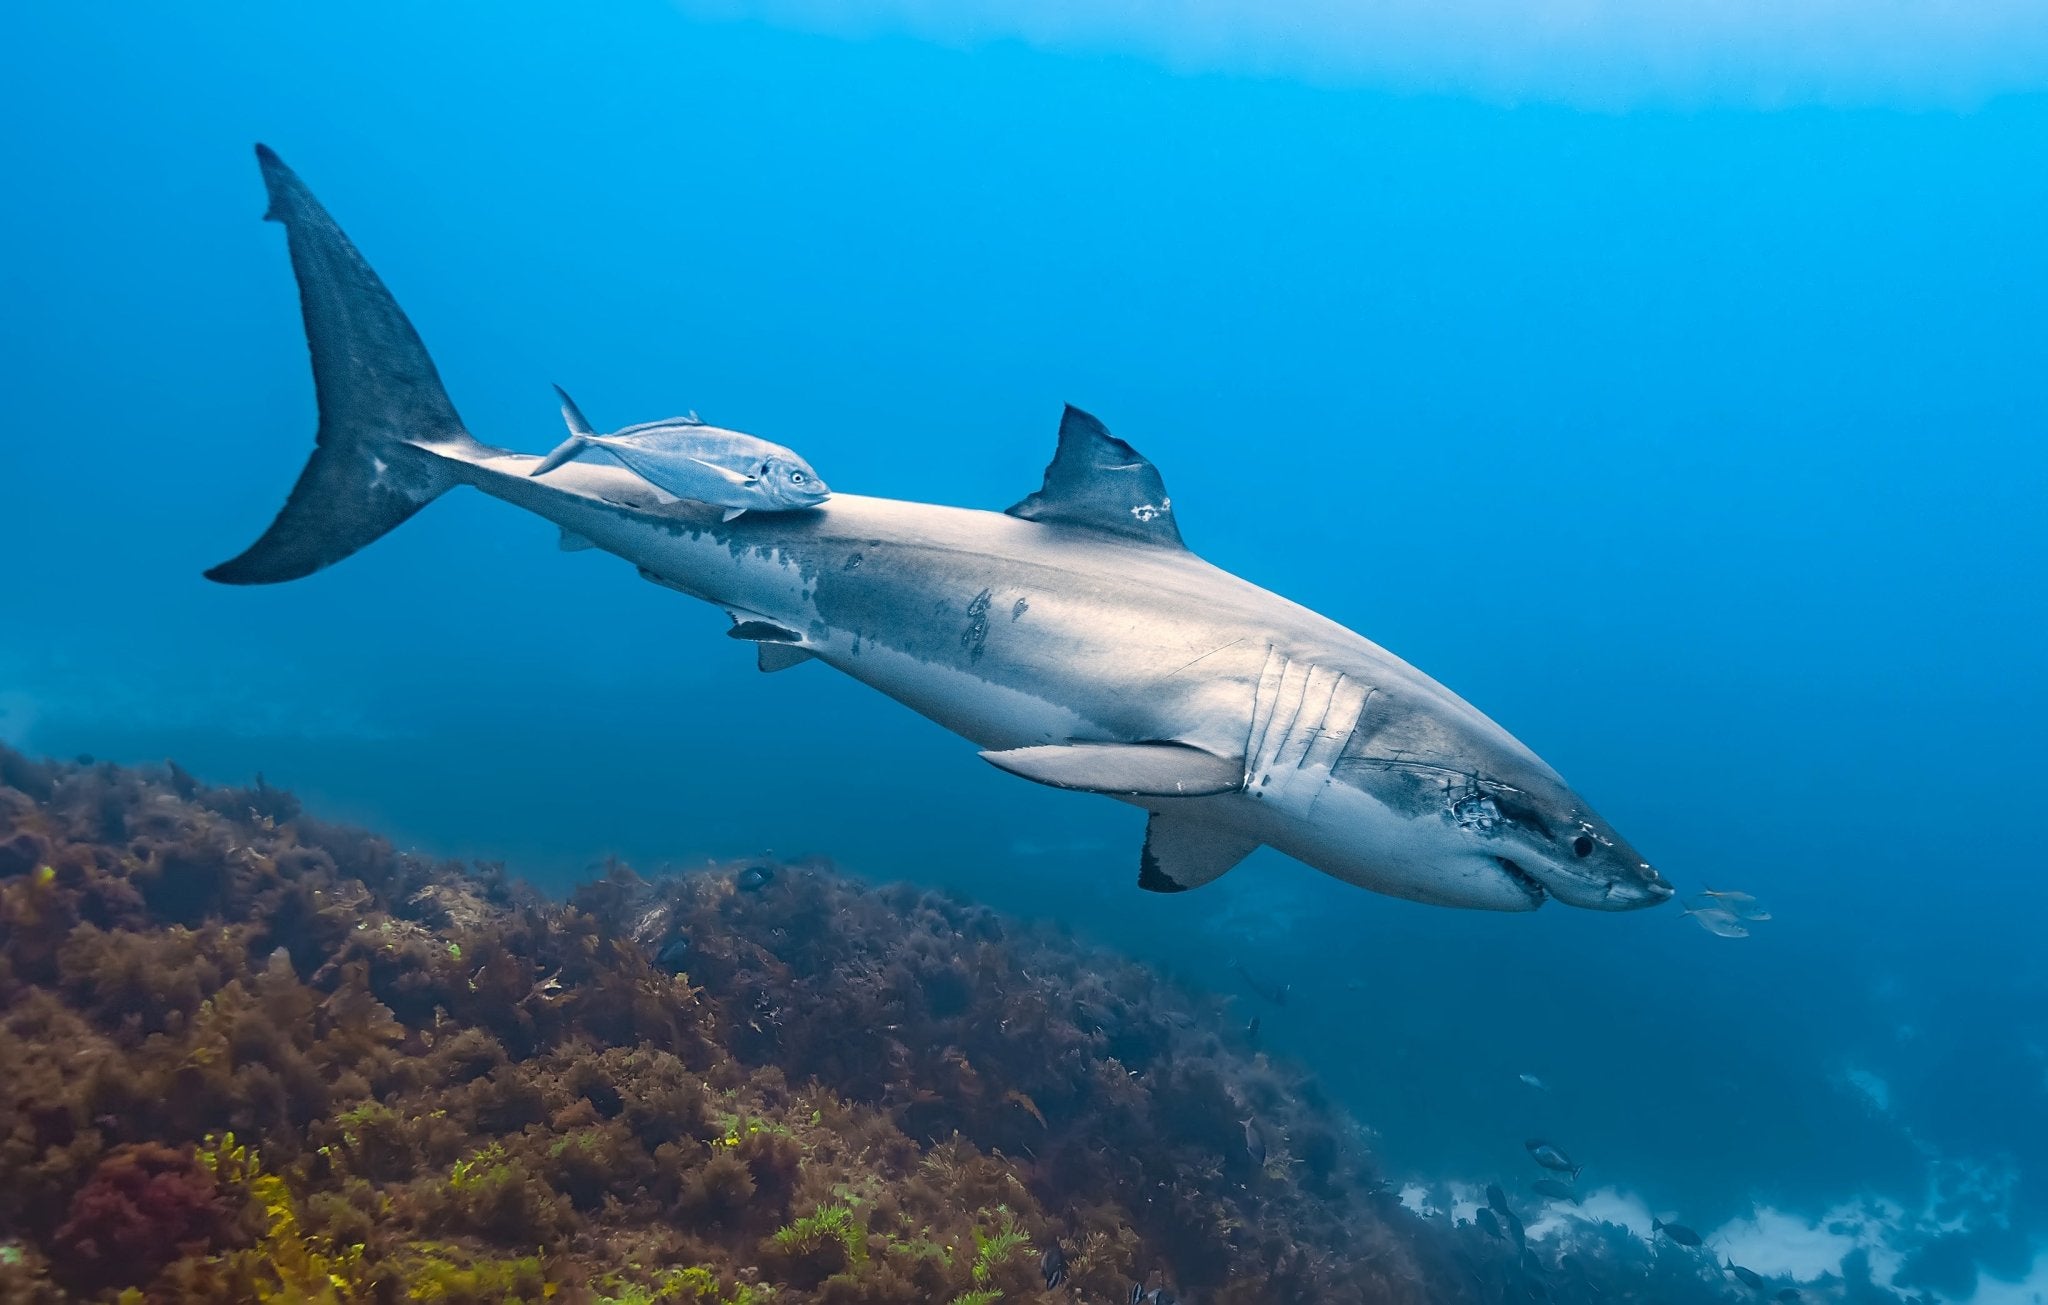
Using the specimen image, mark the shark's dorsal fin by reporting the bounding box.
[1006,405,1184,548]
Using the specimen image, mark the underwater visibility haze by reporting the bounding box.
[2,2,2046,1301]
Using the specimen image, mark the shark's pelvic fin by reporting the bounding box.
[979,741,1242,797]
[1006,405,1185,549]
[727,619,803,644]
[1138,810,1258,893]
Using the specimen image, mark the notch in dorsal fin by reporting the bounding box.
[1006,405,1184,548]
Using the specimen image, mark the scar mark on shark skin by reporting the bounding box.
[844,552,862,571]
[962,588,993,663]
[1167,636,1245,677]
[1011,597,1029,622]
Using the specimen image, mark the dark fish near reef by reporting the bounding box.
[1524,1139,1583,1180]
[1725,1258,1765,1290]
[1476,1207,1504,1239]
[1040,1244,1068,1289]
[1130,1287,1178,1305]
[531,386,830,523]
[1530,1178,1579,1203]
[1232,960,1291,1006]
[1242,1117,1268,1167]
[1245,1015,1261,1043]
[1653,1218,1704,1247]
[654,936,691,972]
[1486,1183,1510,1215]
[1504,1209,1526,1250]
[209,147,1674,921]
[1775,1290,1803,1302]
[736,864,775,892]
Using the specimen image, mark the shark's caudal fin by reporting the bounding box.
[1006,405,1184,548]
[530,385,598,477]
[206,146,485,585]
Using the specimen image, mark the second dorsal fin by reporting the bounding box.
[1005,405,1184,548]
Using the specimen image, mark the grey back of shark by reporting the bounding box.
[210,146,1674,916]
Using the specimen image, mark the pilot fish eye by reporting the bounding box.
[791,471,805,483]
[1572,835,1594,858]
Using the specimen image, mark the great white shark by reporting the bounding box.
[210,146,1674,916]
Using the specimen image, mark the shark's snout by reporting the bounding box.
[1601,870,1674,909]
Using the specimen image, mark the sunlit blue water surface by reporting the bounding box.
[3,3,2045,1296]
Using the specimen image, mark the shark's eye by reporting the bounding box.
[1572,835,1594,858]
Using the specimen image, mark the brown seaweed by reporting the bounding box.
[0,745,1804,1303]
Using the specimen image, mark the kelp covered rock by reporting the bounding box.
[0,747,1765,1303]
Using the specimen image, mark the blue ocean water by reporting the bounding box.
[3,2,2045,1295]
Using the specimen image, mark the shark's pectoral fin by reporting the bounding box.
[979,741,1243,797]
[756,644,814,673]
[1138,810,1258,893]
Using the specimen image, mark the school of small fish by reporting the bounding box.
[1683,886,1773,939]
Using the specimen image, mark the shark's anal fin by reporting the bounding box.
[558,528,596,552]
[756,644,814,673]
[1006,405,1185,548]
[1138,810,1258,893]
[979,741,1243,797]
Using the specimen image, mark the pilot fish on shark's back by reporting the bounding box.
[208,145,1677,921]
[531,385,830,522]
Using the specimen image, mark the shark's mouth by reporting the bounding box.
[1495,857,1548,908]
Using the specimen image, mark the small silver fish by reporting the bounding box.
[1519,1072,1549,1091]
[1682,906,1751,939]
[530,387,831,521]
[1695,887,1772,921]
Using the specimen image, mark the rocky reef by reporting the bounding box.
[0,746,1793,1303]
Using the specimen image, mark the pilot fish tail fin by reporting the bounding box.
[530,385,598,477]
[207,145,489,585]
